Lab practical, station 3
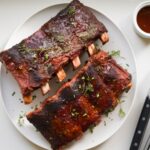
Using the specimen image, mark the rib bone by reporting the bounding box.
[23,95,32,104]
[100,32,109,44]
[41,82,51,95]
[72,56,81,69]
[57,68,66,82]
[88,44,96,56]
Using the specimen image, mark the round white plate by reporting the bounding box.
[0,3,137,150]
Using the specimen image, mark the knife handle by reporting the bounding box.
[130,96,150,150]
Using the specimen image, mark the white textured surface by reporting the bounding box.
[0,0,149,150]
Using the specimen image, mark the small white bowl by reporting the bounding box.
[133,1,150,38]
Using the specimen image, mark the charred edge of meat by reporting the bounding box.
[26,51,131,149]
[0,0,108,100]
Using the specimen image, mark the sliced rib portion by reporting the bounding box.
[91,51,132,97]
[27,51,131,150]
[0,0,108,103]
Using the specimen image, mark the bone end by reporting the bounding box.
[88,44,96,56]
[41,82,51,95]
[72,56,81,69]
[23,95,32,104]
[57,68,66,82]
[101,32,109,44]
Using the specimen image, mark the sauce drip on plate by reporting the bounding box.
[137,6,150,33]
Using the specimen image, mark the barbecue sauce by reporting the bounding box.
[137,6,150,33]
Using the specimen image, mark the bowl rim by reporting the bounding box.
[133,1,150,38]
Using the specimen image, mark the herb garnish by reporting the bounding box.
[85,83,94,93]
[18,112,26,127]
[103,108,114,117]
[117,99,125,104]
[109,50,120,57]
[44,53,49,61]
[12,91,16,96]
[119,108,126,118]
[71,108,79,117]
[55,35,65,42]
[79,74,95,95]
[68,7,75,15]
[34,104,38,110]
[104,121,106,126]
[88,124,95,133]
[32,95,36,100]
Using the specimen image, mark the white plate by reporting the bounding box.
[0,3,137,150]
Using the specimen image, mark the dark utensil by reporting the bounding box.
[130,92,150,150]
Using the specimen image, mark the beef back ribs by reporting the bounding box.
[0,0,108,103]
[27,51,132,150]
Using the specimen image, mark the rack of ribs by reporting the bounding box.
[27,51,132,150]
[0,0,109,104]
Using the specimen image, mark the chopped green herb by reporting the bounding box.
[119,108,126,118]
[88,124,95,133]
[104,108,114,117]
[68,7,75,15]
[86,75,90,81]
[104,121,106,126]
[56,35,64,42]
[44,53,49,61]
[109,50,120,57]
[34,104,38,110]
[96,93,100,98]
[108,116,113,121]
[77,31,89,39]
[126,64,129,67]
[85,83,94,93]
[32,95,36,100]
[95,42,99,49]
[19,98,23,103]
[71,108,79,117]
[117,99,125,104]
[12,91,16,96]
[17,112,26,127]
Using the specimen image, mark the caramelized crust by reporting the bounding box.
[27,51,132,150]
[0,0,108,97]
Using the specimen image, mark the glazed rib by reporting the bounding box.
[27,51,132,150]
[0,0,108,103]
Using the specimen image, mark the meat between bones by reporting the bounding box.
[0,0,108,104]
[27,51,132,150]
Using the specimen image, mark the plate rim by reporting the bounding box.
[0,2,138,150]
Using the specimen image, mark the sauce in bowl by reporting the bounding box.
[137,6,150,33]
